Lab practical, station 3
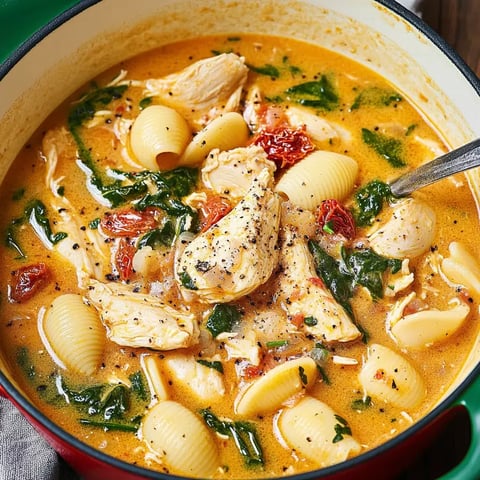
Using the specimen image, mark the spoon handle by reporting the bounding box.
[389,138,480,197]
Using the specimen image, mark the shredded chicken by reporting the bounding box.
[144,53,248,130]
[86,280,200,350]
[176,168,281,303]
[201,145,276,200]
[43,129,111,285]
[276,226,361,343]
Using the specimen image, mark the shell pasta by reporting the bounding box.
[0,33,479,480]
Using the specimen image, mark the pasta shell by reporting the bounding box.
[235,357,318,416]
[43,294,104,376]
[390,301,470,348]
[275,151,358,210]
[141,401,219,477]
[358,343,426,409]
[278,396,361,468]
[179,112,249,166]
[369,198,436,259]
[141,354,169,403]
[441,242,480,295]
[129,105,191,171]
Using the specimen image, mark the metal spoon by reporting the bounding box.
[389,137,480,197]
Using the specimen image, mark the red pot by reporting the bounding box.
[1,1,479,479]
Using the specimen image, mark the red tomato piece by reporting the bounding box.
[252,125,314,168]
[100,207,158,237]
[200,195,232,232]
[115,238,136,281]
[10,263,50,303]
[289,312,305,328]
[243,364,262,379]
[317,199,356,240]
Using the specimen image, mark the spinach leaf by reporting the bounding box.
[197,359,224,373]
[308,242,399,341]
[266,340,289,348]
[285,75,339,110]
[340,248,401,300]
[206,304,242,338]
[5,224,25,258]
[351,395,372,411]
[139,96,153,109]
[308,240,355,319]
[138,220,176,249]
[353,180,393,227]
[6,199,68,258]
[25,200,68,246]
[129,371,149,402]
[201,408,264,466]
[332,414,353,443]
[362,128,406,168]
[78,418,138,432]
[68,84,128,131]
[178,271,198,290]
[247,63,280,78]
[16,347,35,379]
[57,376,149,433]
[351,87,402,110]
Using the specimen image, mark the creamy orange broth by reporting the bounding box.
[0,34,479,478]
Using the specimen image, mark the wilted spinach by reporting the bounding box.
[285,75,339,110]
[353,179,394,227]
[206,304,242,338]
[351,87,402,110]
[201,408,264,466]
[362,128,406,168]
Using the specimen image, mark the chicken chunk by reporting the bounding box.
[277,226,361,343]
[162,353,225,404]
[86,280,199,350]
[43,129,111,285]
[201,145,276,200]
[175,168,281,303]
[144,53,248,130]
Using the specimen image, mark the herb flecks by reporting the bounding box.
[351,87,402,110]
[362,128,406,168]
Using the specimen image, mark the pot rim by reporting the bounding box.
[1,0,479,478]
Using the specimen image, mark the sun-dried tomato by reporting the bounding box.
[100,207,158,237]
[252,125,315,168]
[115,238,136,281]
[243,364,262,379]
[200,195,232,232]
[289,312,305,329]
[10,263,50,303]
[317,199,356,240]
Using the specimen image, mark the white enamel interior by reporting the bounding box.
[0,0,479,433]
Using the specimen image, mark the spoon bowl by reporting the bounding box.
[389,138,480,196]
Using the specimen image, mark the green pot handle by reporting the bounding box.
[0,0,81,65]
[439,371,480,480]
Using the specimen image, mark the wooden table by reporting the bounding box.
[421,0,480,77]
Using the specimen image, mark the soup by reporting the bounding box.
[1,34,479,478]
